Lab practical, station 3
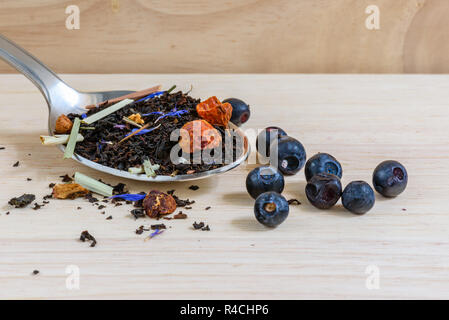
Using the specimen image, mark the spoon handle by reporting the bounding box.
[0,34,74,104]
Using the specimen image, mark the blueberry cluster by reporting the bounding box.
[305,155,407,215]
[246,126,408,227]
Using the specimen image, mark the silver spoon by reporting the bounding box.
[0,34,249,182]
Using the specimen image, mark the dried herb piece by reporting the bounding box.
[0,147,5,150]
[98,205,106,210]
[130,208,146,219]
[106,216,113,220]
[49,183,56,188]
[74,172,113,197]
[189,185,199,191]
[202,225,210,231]
[136,225,150,234]
[83,99,134,124]
[63,117,81,159]
[32,203,43,210]
[26,178,32,181]
[85,194,99,203]
[151,224,166,230]
[80,230,97,247]
[143,158,160,177]
[205,206,211,210]
[173,212,187,219]
[193,222,205,230]
[143,190,177,218]
[40,134,84,145]
[55,114,73,134]
[288,199,301,205]
[9,194,35,208]
[169,191,195,207]
[85,86,160,109]
[13,161,19,167]
[112,183,127,195]
[60,174,73,182]
[52,183,89,199]
[32,270,40,275]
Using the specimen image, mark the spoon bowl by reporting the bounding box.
[0,34,249,181]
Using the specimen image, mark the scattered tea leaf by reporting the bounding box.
[80,230,97,247]
[8,194,35,208]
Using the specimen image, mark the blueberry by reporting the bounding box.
[372,160,408,197]
[254,192,289,227]
[342,181,375,215]
[256,126,287,157]
[305,153,342,181]
[270,136,306,175]
[223,98,250,126]
[305,173,342,209]
[246,166,285,199]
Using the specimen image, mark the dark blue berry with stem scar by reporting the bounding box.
[342,181,375,215]
[372,160,408,197]
[256,126,287,157]
[270,136,306,175]
[305,173,342,209]
[254,192,289,227]
[223,98,250,126]
[305,153,342,182]
[246,166,285,199]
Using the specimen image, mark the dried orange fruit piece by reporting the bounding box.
[143,190,177,218]
[179,120,222,153]
[55,114,73,134]
[52,183,89,199]
[128,113,144,124]
[196,96,232,127]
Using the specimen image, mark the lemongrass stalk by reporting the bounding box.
[122,116,142,128]
[143,159,160,177]
[166,85,176,94]
[128,167,144,174]
[63,118,81,159]
[40,134,84,145]
[74,172,113,197]
[83,98,133,124]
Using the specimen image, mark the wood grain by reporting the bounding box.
[0,74,449,299]
[1,0,446,73]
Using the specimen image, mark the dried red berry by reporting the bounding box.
[143,190,177,218]
[179,119,222,154]
[55,114,73,134]
[196,96,232,127]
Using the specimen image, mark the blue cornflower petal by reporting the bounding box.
[135,91,165,103]
[109,193,146,201]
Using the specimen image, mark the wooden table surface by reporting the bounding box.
[0,74,448,299]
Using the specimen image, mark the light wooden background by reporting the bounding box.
[1,0,449,73]
[1,74,449,299]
